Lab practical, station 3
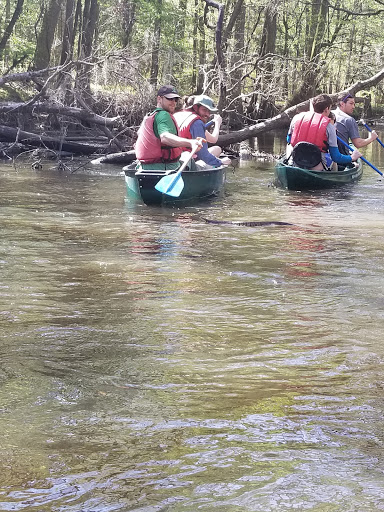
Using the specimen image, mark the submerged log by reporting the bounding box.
[0,125,104,154]
[91,150,136,164]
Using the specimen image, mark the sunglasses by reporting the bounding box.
[342,93,353,103]
[164,96,178,102]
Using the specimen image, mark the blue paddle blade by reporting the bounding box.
[155,172,184,197]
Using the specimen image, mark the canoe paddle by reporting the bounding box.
[337,136,383,177]
[361,119,384,150]
[155,144,200,197]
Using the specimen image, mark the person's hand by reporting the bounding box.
[220,156,232,166]
[369,130,378,141]
[213,114,222,126]
[191,138,204,151]
[351,149,362,161]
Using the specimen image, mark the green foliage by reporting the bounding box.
[1,0,384,109]
[9,35,35,59]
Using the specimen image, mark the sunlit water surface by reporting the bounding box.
[1,134,384,511]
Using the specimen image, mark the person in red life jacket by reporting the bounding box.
[287,94,361,170]
[135,85,203,170]
[180,95,223,146]
[174,95,231,167]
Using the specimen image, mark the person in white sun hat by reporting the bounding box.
[174,94,231,167]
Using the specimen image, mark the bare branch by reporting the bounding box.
[0,65,63,87]
[328,2,384,15]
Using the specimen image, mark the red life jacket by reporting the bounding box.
[290,112,330,152]
[173,110,201,139]
[173,110,203,153]
[135,111,182,163]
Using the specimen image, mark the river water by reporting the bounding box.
[1,134,384,511]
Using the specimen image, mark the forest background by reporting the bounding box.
[0,0,384,154]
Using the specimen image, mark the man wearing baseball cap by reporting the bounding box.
[174,94,231,167]
[135,85,202,170]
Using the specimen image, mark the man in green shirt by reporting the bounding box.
[135,85,202,169]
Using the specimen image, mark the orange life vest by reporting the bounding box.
[290,112,330,152]
[135,111,182,163]
[173,110,203,154]
[173,110,201,139]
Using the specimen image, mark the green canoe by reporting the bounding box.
[275,158,363,191]
[124,162,227,206]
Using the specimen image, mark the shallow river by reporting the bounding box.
[1,134,384,511]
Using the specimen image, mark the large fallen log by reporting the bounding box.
[0,101,121,128]
[218,67,384,146]
[0,64,70,87]
[0,125,104,154]
[91,150,136,164]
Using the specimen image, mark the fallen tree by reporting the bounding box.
[218,67,384,146]
[91,150,136,164]
[0,100,130,155]
[0,102,122,128]
[0,125,104,154]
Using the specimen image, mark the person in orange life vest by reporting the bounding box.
[135,85,202,167]
[174,95,231,167]
[287,94,361,170]
[181,95,224,146]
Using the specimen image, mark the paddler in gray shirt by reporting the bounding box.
[333,93,378,154]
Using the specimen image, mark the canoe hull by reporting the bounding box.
[275,159,363,191]
[124,164,226,206]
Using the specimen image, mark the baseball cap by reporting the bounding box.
[193,95,218,112]
[157,85,181,99]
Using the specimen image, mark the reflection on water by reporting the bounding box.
[1,141,384,511]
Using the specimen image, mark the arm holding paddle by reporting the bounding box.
[337,136,383,177]
[159,132,203,152]
[361,120,384,150]
[327,122,361,165]
[329,145,361,164]
[350,122,378,148]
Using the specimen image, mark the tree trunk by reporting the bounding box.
[192,0,199,90]
[227,1,245,128]
[202,0,226,109]
[34,0,63,70]
[0,0,24,60]
[121,0,137,47]
[197,4,205,93]
[60,0,76,64]
[150,0,162,86]
[286,0,328,106]
[257,1,279,119]
[76,0,99,102]
[0,124,105,154]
